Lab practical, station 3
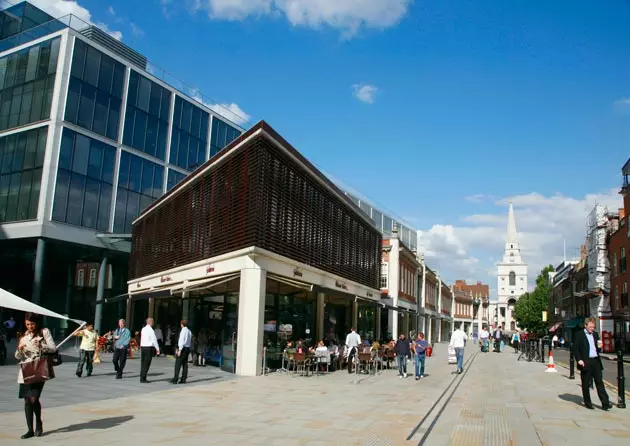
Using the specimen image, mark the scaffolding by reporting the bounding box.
[586,204,611,293]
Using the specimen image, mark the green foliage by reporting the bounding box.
[512,265,554,334]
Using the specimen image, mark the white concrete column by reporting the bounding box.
[436,278,442,342]
[426,315,432,343]
[236,266,267,376]
[352,300,358,329]
[389,236,400,339]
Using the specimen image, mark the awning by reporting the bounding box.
[267,273,313,291]
[104,288,173,304]
[170,273,241,293]
[1,288,85,325]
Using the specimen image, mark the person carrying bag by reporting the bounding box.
[15,312,57,439]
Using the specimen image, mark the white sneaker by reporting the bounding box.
[404,372,408,378]
[399,375,403,378]
[420,375,424,379]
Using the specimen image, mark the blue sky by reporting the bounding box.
[23,0,630,292]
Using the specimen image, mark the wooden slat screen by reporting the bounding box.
[129,131,381,289]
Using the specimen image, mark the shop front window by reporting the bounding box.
[263,279,315,368]
[357,303,376,342]
[323,295,351,345]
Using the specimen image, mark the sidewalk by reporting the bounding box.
[0,345,629,445]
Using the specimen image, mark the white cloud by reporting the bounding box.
[465,194,489,203]
[352,83,378,104]
[417,189,623,299]
[189,90,251,126]
[192,0,413,36]
[209,102,251,127]
[19,0,124,40]
[614,97,630,109]
[107,5,115,15]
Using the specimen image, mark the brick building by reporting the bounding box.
[453,280,490,335]
[608,158,630,351]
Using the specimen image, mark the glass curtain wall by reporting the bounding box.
[323,295,351,344]
[357,302,376,342]
[0,37,59,131]
[52,128,115,231]
[65,38,125,141]
[0,125,47,222]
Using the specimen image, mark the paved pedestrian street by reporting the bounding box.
[0,345,629,445]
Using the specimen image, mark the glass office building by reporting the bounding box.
[0,2,244,333]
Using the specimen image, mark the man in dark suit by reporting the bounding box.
[572,317,612,410]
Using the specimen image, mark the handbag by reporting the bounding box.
[21,356,55,385]
[47,350,63,367]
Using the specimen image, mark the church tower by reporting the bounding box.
[496,202,528,331]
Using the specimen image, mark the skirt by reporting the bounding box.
[18,382,45,399]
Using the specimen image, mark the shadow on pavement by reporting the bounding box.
[558,393,584,406]
[45,415,134,435]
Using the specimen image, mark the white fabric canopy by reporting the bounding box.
[0,288,85,325]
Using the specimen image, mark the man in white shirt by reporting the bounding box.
[479,326,490,353]
[344,327,361,374]
[171,320,192,384]
[140,318,160,383]
[449,324,468,374]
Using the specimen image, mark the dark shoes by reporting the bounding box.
[21,431,34,439]
[35,421,43,437]
[170,378,186,384]
[76,372,82,378]
[584,403,595,410]
[602,403,613,411]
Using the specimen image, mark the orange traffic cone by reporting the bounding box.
[545,349,557,373]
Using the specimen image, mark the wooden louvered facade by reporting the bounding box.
[129,121,382,290]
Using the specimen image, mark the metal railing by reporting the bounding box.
[0,9,251,128]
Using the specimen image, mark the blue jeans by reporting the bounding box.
[455,347,464,370]
[397,355,407,375]
[414,355,425,376]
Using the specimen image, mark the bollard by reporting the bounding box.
[540,339,545,363]
[569,341,575,380]
[618,348,626,409]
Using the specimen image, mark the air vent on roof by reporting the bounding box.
[79,25,147,70]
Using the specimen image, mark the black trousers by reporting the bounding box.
[173,347,190,382]
[580,357,610,407]
[112,348,128,378]
[140,347,154,382]
[347,347,357,373]
[76,349,94,376]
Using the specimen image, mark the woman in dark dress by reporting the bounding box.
[15,313,56,439]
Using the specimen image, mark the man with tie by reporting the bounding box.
[572,317,613,410]
[139,318,160,383]
[171,320,192,384]
[112,319,131,379]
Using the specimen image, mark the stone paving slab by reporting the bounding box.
[0,345,628,445]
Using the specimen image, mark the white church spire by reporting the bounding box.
[496,201,528,331]
[506,201,518,244]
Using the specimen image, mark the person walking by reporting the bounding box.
[511,331,520,354]
[171,320,192,384]
[412,332,428,380]
[572,317,612,410]
[449,323,468,374]
[75,323,97,378]
[344,327,361,374]
[14,313,56,439]
[492,326,502,353]
[479,326,490,352]
[112,319,131,379]
[394,334,410,378]
[140,318,160,383]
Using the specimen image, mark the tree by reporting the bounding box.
[512,265,554,335]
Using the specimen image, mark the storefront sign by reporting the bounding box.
[160,276,172,283]
[206,265,215,273]
[335,280,348,290]
[366,291,373,298]
[293,268,303,277]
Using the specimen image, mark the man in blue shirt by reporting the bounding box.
[112,319,131,380]
[412,332,428,380]
[572,317,612,410]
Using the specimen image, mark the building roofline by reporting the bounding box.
[133,121,378,231]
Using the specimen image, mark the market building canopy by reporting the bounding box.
[0,288,85,325]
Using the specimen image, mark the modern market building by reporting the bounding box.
[124,121,383,376]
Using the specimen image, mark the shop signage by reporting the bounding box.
[160,276,172,283]
[136,283,141,288]
[206,265,215,274]
[366,291,373,298]
[335,280,348,290]
[293,268,303,277]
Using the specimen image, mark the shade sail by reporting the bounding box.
[0,288,85,325]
